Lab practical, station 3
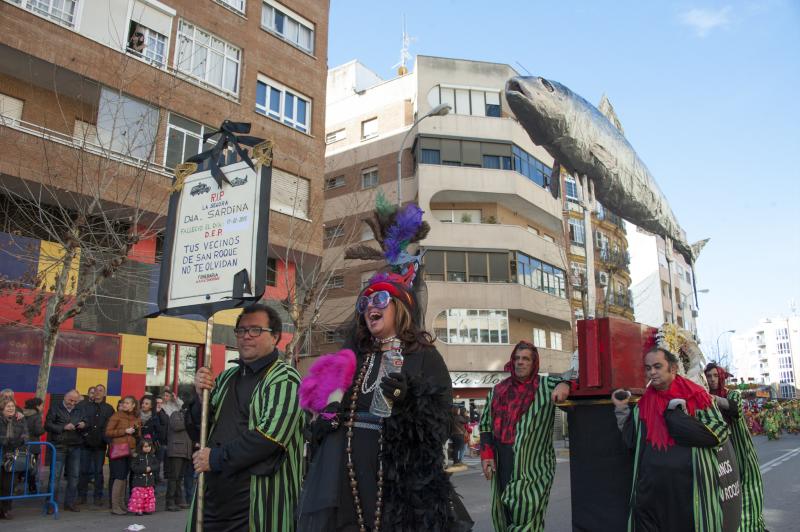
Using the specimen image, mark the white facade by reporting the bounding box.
[731,315,800,398]
[626,221,698,335]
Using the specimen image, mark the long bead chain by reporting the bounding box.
[346,356,385,532]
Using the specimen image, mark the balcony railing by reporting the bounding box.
[1,115,173,178]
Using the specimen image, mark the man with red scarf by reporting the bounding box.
[705,362,765,532]
[479,341,571,531]
[612,348,730,532]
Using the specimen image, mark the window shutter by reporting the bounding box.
[271,168,309,218]
[440,139,461,162]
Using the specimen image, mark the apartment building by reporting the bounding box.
[561,172,633,323]
[731,315,799,399]
[0,0,328,405]
[317,56,574,411]
[627,222,699,336]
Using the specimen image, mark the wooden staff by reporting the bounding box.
[197,314,214,532]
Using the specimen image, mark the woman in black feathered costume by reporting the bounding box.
[297,197,469,532]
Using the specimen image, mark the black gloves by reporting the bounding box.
[380,372,408,403]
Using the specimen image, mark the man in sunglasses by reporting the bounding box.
[188,304,303,532]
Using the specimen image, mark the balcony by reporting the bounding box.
[425,280,572,327]
[424,220,564,267]
[418,164,563,234]
[0,119,172,216]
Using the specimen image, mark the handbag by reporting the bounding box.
[109,442,130,460]
[2,449,30,473]
[447,485,474,532]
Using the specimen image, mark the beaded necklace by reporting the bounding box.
[346,353,386,532]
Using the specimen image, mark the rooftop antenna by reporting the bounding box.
[393,16,414,76]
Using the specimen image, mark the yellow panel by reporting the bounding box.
[120,334,149,374]
[146,316,207,344]
[214,308,242,327]
[75,368,108,396]
[106,396,121,409]
[37,240,81,296]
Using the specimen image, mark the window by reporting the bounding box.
[425,250,508,283]
[421,149,441,164]
[361,118,378,140]
[324,330,345,344]
[427,85,501,117]
[565,175,580,201]
[434,309,509,345]
[550,331,563,350]
[219,0,245,12]
[262,0,315,54]
[595,231,609,259]
[127,22,168,68]
[482,155,512,170]
[324,225,344,240]
[360,222,373,241]
[361,167,378,188]
[324,175,345,190]
[176,20,241,95]
[446,251,466,282]
[360,272,375,289]
[432,209,481,223]
[266,257,277,287]
[256,76,311,133]
[533,328,547,348]
[22,0,77,27]
[595,202,605,220]
[326,129,346,144]
[164,113,217,169]
[511,251,567,298]
[326,276,344,289]
[512,146,551,188]
[424,250,444,281]
[271,168,310,218]
[73,120,98,145]
[569,219,585,246]
[96,87,159,160]
[0,94,24,126]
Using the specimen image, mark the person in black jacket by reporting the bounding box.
[127,437,160,516]
[22,397,45,494]
[45,389,87,512]
[78,384,115,506]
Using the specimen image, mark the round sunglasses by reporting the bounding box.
[356,290,391,314]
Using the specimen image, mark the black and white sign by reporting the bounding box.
[156,160,271,318]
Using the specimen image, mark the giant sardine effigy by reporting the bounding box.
[505,76,695,264]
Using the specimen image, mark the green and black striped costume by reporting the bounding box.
[480,375,563,532]
[723,389,765,531]
[626,403,730,531]
[187,358,303,532]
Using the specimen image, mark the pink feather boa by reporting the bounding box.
[298,349,356,416]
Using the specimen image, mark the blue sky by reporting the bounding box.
[328,0,800,356]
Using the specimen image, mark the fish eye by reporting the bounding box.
[539,77,555,93]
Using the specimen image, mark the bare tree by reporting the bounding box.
[0,52,182,398]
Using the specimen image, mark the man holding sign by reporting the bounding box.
[188,304,303,532]
[612,348,730,532]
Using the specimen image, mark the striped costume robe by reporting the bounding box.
[620,402,730,532]
[187,354,303,532]
[480,375,564,532]
[719,389,765,532]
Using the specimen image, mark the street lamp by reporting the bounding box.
[396,103,451,205]
[716,329,735,367]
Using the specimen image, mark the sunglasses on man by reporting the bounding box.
[356,290,392,314]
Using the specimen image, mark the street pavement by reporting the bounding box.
[6,434,799,531]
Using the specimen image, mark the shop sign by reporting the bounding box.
[450,371,506,388]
